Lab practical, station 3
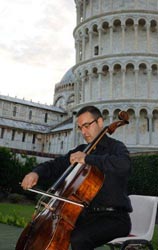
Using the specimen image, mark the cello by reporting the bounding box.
[16,110,129,250]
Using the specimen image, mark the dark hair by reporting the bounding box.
[76,106,103,119]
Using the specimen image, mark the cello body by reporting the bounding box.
[16,164,104,250]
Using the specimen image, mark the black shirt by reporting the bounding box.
[33,134,132,213]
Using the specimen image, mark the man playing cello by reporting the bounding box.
[21,105,132,250]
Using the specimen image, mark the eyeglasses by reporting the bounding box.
[77,119,97,131]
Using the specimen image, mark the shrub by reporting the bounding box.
[0,147,37,196]
[0,211,26,227]
[128,154,158,196]
[7,193,26,203]
[1,147,158,198]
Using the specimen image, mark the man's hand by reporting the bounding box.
[21,172,39,190]
[70,151,86,165]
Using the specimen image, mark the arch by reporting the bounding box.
[125,108,136,144]
[67,94,75,105]
[139,108,149,116]
[127,108,135,117]
[102,109,110,123]
[138,18,146,30]
[138,63,147,74]
[113,64,122,73]
[92,23,98,34]
[113,19,121,26]
[151,64,158,75]
[126,63,135,72]
[54,96,66,109]
[125,18,134,28]
[113,19,121,32]
[150,19,157,32]
[102,65,109,75]
[92,67,98,77]
[113,108,123,140]
[113,109,121,120]
[139,109,149,139]
[152,109,158,128]
[78,29,82,38]
[126,18,134,25]
[102,21,109,32]
[84,69,89,76]
[152,109,158,118]
[102,109,109,118]
[85,27,89,35]
[67,94,75,102]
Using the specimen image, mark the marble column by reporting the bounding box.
[81,33,86,60]
[146,23,151,53]
[135,115,140,145]
[109,26,113,53]
[135,68,139,97]
[89,29,93,58]
[122,68,126,97]
[148,114,153,145]
[134,23,138,51]
[98,26,102,55]
[109,69,113,99]
[147,69,152,99]
[121,24,125,52]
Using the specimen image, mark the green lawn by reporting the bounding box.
[153,224,158,249]
[0,202,35,227]
[0,202,35,219]
[0,202,157,249]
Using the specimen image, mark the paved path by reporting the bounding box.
[0,223,107,250]
[0,223,23,250]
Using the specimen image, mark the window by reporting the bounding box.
[12,130,16,141]
[147,117,149,132]
[13,106,17,117]
[60,141,63,149]
[94,45,99,55]
[0,128,5,139]
[32,134,36,144]
[48,142,51,151]
[22,132,26,142]
[45,113,48,123]
[29,110,32,120]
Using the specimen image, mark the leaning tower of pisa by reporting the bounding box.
[72,0,158,152]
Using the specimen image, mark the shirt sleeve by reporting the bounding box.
[84,141,131,177]
[32,144,87,182]
[32,154,70,181]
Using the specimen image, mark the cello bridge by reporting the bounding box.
[40,201,55,212]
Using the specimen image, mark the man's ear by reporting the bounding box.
[97,117,104,128]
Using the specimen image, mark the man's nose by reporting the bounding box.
[81,127,88,135]
[78,126,85,133]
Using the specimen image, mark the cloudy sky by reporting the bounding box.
[0,0,76,105]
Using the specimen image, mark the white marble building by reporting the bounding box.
[1,0,158,161]
[55,0,158,153]
[0,94,71,161]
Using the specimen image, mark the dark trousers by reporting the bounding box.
[70,210,131,250]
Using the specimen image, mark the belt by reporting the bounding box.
[87,207,116,212]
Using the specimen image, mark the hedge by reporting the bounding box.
[128,154,158,196]
[1,147,158,198]
[0,147,37,199]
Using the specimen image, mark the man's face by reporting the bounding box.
[77,111,104,143]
